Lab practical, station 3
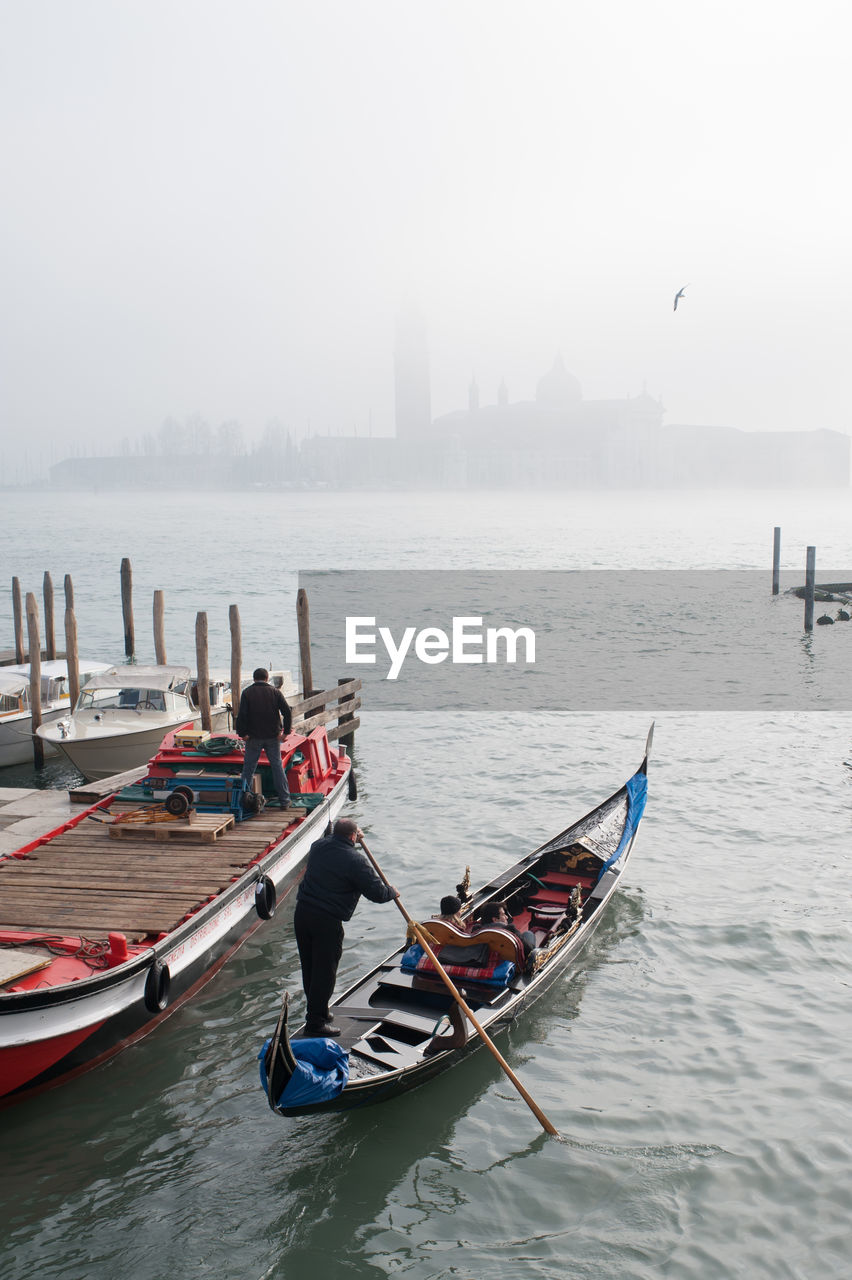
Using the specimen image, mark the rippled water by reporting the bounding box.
[2,490,851,1279]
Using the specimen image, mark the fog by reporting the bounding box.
[1,0,850,478]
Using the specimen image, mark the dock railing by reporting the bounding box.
[289,677,361,746]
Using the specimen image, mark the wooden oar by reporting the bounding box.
[358,835,559,1137]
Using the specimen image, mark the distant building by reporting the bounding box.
[47,322,850,491]
[394,343,849,489]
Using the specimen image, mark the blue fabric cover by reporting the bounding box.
[401,942,425,970]
[258,1035,349,1108]
[598,770,648,879]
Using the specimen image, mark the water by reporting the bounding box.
[1,489,851,1279]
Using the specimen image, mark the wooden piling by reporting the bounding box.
[120,558,135,658]
[229,604,242,729]
[43,571,56,660]
[25,593,44,767]
[296,588,314,697]
[338,674,356,750]
[195,611,211,732]
[64,573,74,611]
[804,546,816,632]
[12,577,24,662]
[153,590,167,665]
[65,601,80,711]
[772,527,781,596]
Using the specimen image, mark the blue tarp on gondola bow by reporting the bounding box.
[597,769,647,880]
[258,1036,349,1108]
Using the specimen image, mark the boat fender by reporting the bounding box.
[348,766,358,801]
[144,961,171,1013]
[255,875,277,920]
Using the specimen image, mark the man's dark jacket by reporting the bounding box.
[236,681,291,739]
[296,833,395,921]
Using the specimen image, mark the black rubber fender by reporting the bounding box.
[347,766,358,801]
[255,875,277,920]
[144,961,171,1013]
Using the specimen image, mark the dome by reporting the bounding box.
[535,354,581,407]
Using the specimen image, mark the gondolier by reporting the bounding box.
[236,668,292,809]
[294,818,398,1037]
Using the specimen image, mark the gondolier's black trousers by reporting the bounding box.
[293,903,344,1031]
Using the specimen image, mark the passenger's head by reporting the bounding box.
[479,901,509,925]
[440,895,461,916]
[334,817,359,843]
[253,667,269,682]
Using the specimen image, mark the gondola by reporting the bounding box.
[259,726,652,1117]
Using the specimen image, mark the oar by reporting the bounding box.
[358,835,559,1137]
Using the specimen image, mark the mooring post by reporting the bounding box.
[12,577,24,662]
[338,673,356,751]
[43,571,56,660]
[772,527,781,596]
[804,546,816,632]
[25,592,44,767]
[296,588,314,697]
[65,597,80,711]
[195,611,211,732]
[120,557,135,658]
[64,573,74,612]
[229,604,242,730]
[153,590,167,665]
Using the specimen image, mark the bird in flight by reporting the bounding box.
[673,284,689,311]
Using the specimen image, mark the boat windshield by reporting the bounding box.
[77,687,180,712]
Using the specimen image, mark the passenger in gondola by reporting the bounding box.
[475,901,535,956]
[294,818,398,1038]
[437,894,469,931]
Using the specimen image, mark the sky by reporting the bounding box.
[1,0,850,477]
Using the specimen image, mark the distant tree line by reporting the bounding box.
[117,415,298,460]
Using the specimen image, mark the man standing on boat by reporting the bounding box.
[236,668,292,809]
[294,817,398,1037]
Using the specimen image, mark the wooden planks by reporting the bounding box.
[69,766,149,804]
[0,801,309,941]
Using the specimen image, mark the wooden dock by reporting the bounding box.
[0,804,307,942]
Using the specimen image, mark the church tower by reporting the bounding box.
[468,376,479,411]
[394,305,432,441]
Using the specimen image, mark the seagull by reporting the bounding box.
[673,284,689,312]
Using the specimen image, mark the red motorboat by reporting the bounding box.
[0,725,351,1103]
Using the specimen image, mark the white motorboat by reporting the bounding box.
[37,665,232,781]
[0,660,112,768]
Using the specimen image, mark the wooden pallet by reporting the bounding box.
[108,813,235,842]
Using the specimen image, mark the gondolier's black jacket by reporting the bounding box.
[236,680,291,739]
[296,833,396,921]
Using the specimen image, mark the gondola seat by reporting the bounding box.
[413,918,526,969]
[400,942,517,987]
[401,920,526,987]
